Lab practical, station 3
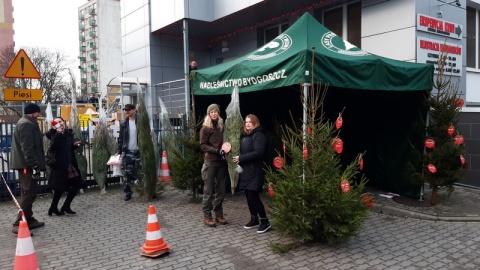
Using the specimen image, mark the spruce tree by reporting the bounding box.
[136,95,164,200]
[166,116,204,202]
[265,84,371,247]
[414,48,466,205]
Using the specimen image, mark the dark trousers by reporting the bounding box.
[245,190,267,218]
[121,150,141,194]
[50,186,79,210]
[202,161,227,218]
[14,169,38,225]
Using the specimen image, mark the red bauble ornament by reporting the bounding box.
[455,98,465,107]
[424,138,435,149]
[340,179,350,193]
[335,115,343,129]
[447,125,455,136]
[332,138,343,154]
[303,144,308,159]
[460,155,466,165]
[307,126,312,134]
[454,135,464,145]
[427,164,437,173]
[359,155,364,170]
[273,156,285,169]
[267,183,275,198]
[361,194,374,208]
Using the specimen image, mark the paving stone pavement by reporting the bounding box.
[1,184,480,269]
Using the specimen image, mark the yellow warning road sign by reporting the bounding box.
[4,49,41,79]
[4,89,43,101]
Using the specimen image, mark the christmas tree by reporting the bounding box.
[166,116,204,202]
[266,83,371,247]
[136,95,164,200]
[413,48,466,205]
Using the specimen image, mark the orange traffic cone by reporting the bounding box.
[140,205,171,257]
[160,150,172,183]
[14,218,39,270]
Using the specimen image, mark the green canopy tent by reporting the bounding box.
[192,12,433,197]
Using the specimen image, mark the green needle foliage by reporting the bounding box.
[92,120,114,191]
[411,48,466,205]
[166,116,204,202]
[136,95,163,200]
[69,96,87,184]
[266,83,370,247]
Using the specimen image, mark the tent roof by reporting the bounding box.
[192,12,433,95]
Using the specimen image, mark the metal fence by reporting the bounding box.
[0,114,186,201]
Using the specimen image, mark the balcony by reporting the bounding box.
[90,53,96,59]
[79,56,86,62]
[88,8,95,15]
[89,42,96,48]
[81,78,87,83]
[80,46,86,52]
[78,13,84,20]
[79,35,85,41]
[89,19,96,26]
[91,86,98,92]
[90,64,98,70]
[91,76,97,81]
[79,24,85,31]
[89,31,96,38]
[80,67,86,73]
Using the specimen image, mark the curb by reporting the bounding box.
[371,204,480,222]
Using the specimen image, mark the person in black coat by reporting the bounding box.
[45,117,83,216]
[233,114,271,233]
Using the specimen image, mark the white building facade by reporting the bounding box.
[78,0,122,100]
[121,0,480,187]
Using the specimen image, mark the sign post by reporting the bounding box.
[3,49,42,106]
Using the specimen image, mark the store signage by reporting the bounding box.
[417,14,462,40]
[417,37,462,76]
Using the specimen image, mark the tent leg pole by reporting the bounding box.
[419,110,430,202]
[302,83,310,186]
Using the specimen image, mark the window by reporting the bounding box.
[318,1,362,48]
[264,22,289,44]
[467,6,478,69]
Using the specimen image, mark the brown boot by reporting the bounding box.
[215,217,228,225]
[204,217,216,227]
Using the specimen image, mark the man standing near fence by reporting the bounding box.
[117,104,142,201]
[10,103,46,234]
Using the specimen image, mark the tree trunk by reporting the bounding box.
[430,185,439,205]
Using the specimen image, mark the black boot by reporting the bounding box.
[257,218,271,233]
[61,189,78,214]
[48,190,65,216]
[244,215,259,229]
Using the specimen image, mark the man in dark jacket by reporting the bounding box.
[10,103,46,234]
[117,104,141,201]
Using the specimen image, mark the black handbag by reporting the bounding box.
[45,145,56,167]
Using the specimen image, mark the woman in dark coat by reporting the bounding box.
[45,117,82,216]
[233,114,271,233]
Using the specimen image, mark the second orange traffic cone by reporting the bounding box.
[160,150,172,183]
[14,217,39,270]
[140,205,171,258]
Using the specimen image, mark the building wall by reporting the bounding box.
[151,0,263,31]
[79,0,122,99]
[0,0,14,50]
